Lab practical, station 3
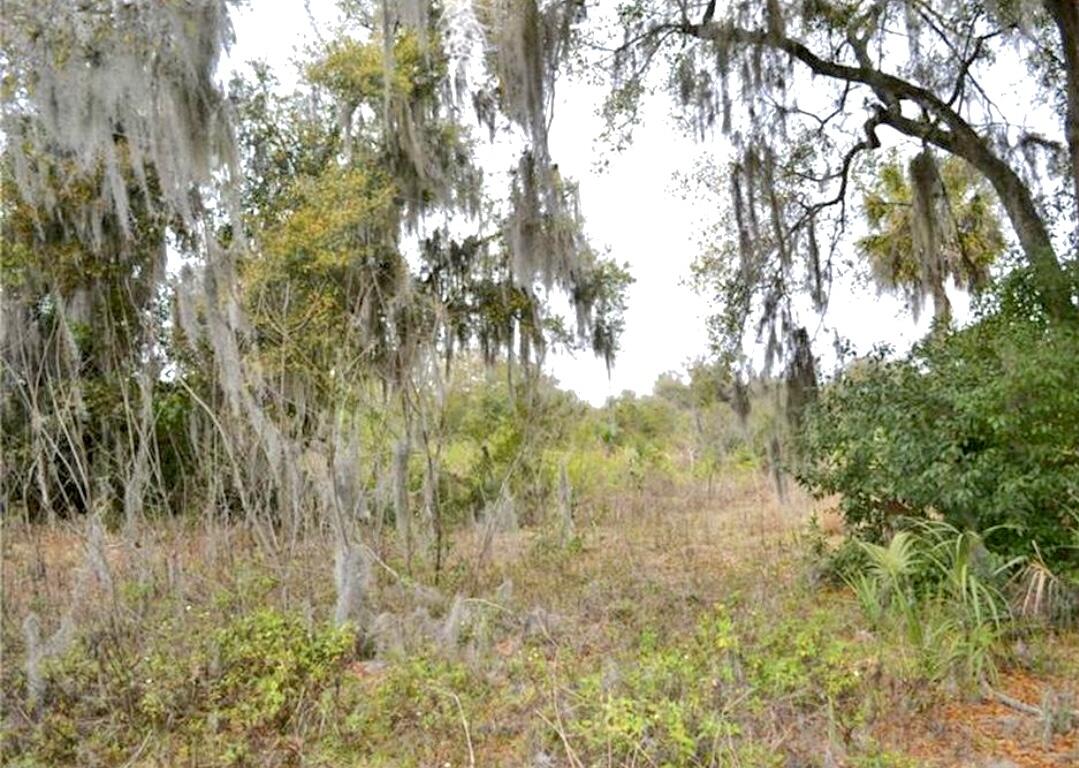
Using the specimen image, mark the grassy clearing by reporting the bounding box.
[2,476,1076,767]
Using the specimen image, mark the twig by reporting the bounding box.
[982,682,1079,720]
[452,691,476,768]
[538,711,584,768]
[461,597,516,616]
[119,733,152,768]
[430,687,476,767]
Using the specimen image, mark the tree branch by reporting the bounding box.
[792,110,885,234]
[1046,0,1079,224]
[646,15,1074,319]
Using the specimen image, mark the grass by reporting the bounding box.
[2,475,1077,766]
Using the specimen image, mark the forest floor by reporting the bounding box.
[2,476,1077,767]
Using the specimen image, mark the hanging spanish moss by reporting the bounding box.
[908,149,959,323]
[784,327,817,429]
[3,0,238,242]
[506,151,581,290]
[1,0,629,615]
[333,542,372,628]
[609,0,1053,421]
[480,0,579,157]
[383,0,588,297]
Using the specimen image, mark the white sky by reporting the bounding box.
[226,3,946,405]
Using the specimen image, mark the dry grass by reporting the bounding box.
[2,475,1076,767]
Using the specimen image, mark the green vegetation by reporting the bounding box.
[800,272,1079,572]
[7,609,353,766]
[9,475,1075,766]
[3,1,1079,766]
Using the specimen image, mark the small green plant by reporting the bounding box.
[212,609,354,731]
[848,571,886,628]
[849,745,923,768]
[565,606,747,765]
[852,531,923,644]
[3,607,355,767]
[333,653,487,765]
[844,522,1019,691]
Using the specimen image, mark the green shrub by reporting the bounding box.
[341,655,483,750]
[565,605,864,766]
[799,273,1079,570]
[4,609,353,766]
[568,612,743,765]
[211,609,353,731]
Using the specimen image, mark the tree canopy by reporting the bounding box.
[0,0,629,537]
[584,0,1077,370]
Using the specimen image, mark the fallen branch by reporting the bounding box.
[450,690,476,768]
[984,684,1042,716]
[982,682,1079,721]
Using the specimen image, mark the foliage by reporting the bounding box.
[6,2,1079,764]
[857,151,1006,322]
[567,603,861,766]
[4,608,352,767]
[7,466,1078,767]
[210,610,353,731]
[588,0,1079,388]
[242,161,403,390]
[0,0,638,546]
[436,366,586,524]
[842,522,1019,690]
[432,363,770,527]
[0,148,173,519]
[799,272,1079,569]
[337,654,486,759]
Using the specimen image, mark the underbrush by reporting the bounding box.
[566,601,867,765]
[4,604,355,766]
[3,479,1077,767]
[809,517,1079,751]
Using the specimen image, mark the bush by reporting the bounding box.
[211,609,353,731]
[3,608,353,766]
[798,274,1079,570]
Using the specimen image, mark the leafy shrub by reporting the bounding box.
[569,613,745,765]
[211,609,353,731]
[743,609,861,705]
[338,654,485,759]
[799,273,1079,570]
[566,605,863,766]
[4,609,353,766]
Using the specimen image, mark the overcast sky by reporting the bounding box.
[227,3,941,405]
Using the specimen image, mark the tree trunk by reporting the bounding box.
[1046,0,1079,224]
[975,145,1074,320]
